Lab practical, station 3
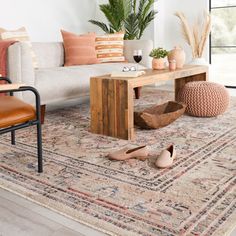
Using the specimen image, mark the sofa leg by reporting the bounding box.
[40,105,46,124]
[37,122,43,173]
[11,130,15,145]
[134,87,142,99]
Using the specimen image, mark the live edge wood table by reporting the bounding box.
[90,65,208,140]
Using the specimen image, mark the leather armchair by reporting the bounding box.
[0,77,43,173]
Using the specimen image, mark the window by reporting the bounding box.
[210,0,236,88]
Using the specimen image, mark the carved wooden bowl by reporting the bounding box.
[134,101,186,129]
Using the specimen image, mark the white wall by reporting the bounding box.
[0,0,155,42]
[154,0,209,62]
[0,0,102,42]
[0,0,209,61]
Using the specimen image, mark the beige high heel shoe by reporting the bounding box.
[155,145,176,168]
[108,146,148,161]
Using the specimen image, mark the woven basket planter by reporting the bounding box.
[178,81,229,117]
[134,101,186,129]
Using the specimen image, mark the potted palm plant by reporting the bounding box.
[89,0,157,40]
[149,48,168,70]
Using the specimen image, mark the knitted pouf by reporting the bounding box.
[178,81,229,117]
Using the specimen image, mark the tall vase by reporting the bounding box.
[168,46,186,69]
[189,57,208,65]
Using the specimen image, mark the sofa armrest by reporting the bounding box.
[7,42,35,86]
[124,40,153,68]
[7,42,36,101]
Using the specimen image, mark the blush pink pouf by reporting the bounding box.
[178,81,230,117]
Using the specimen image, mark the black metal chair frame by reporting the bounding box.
[0,77,43,173]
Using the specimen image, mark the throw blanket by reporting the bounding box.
[0,40,17,96]
[0,40,17,77]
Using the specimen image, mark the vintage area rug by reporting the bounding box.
[0,87,236,236]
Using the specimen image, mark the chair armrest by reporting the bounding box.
[0,85,41,121]
[0,76,12,84]
[0,83,25,91]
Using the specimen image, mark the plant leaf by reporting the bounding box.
[124,13,139,39]
[137,0,157,39]
[88,20,111,33]
[89,0,157,39]
[138,10,157,39]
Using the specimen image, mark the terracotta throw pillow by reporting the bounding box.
[95,32,125,63]
[0,27,38,68]
[61,30,98,66]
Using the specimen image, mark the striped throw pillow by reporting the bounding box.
[96,32,125,63]
[0,27,38,68]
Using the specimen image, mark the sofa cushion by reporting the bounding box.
[35,63,145,104]
[0,96,36,128]
[30,40,153,69]
[32,42,64,68]
[61,30,98,66]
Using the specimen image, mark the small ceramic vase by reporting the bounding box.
[152,58,165,70]
[169,60,176,71]
[168,46,186,69]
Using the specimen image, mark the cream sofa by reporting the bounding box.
[7,40,153,105]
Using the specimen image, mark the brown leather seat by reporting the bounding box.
[0,96,36,128]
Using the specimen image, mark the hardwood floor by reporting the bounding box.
[0,188,107,236]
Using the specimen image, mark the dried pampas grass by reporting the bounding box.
[175,11,211,58]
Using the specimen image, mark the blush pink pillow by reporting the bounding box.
[61,30,98,66]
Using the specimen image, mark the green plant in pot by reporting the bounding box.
[89,0,157,40]
[125,0,157,39]
[149,48,168,70]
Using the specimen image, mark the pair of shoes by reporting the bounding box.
[108,145,176,168]
[108,146,148,161]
